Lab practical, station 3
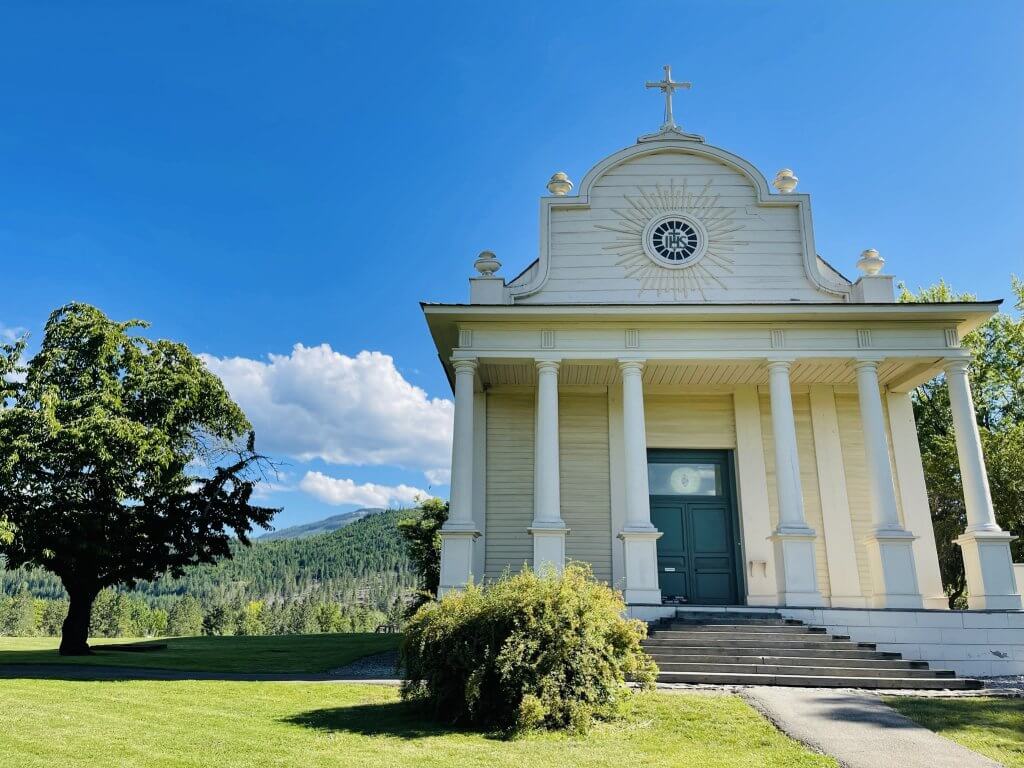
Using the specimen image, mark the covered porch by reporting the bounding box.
[427,304,1021,614]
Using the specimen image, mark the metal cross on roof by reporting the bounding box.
[646,65,692,131]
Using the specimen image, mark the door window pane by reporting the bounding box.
[648,462,721,496]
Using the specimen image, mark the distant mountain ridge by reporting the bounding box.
[4,508,417,614]
[259,508,385,541]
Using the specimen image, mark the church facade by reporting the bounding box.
[422,70,1022,621]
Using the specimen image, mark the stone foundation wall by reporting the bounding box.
[781,607,1024,677]
[626,604,1024,677]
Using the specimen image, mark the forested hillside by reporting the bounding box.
[0,508,418,637]
[259,508,384,541]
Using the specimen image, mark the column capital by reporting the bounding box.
[852,359,882,373]
[618,358,646,374]
[535,359,560,374]
[451,358,479,374]
[766,358,794,373]
[944,358,971,375]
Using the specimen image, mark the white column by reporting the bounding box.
[530,360,567,573]
[946,359,1022,610]
[766,360,823,606]
[768,361,807,530]
[854,361,922,608]
[616,360,662,604]
[438,358,481,595]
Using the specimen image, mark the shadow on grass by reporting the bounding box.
[0,633,402,679]
[283,700,503,741]
[886,696,1023,732]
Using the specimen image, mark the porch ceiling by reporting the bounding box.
[477,358,943,390]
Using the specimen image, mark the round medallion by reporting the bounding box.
[642,212,709,269]
[669,466,702,494]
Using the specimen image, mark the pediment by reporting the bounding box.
[509,140,851,304]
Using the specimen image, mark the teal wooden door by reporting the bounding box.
[649,450,741,605]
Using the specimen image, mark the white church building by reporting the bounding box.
[422,70,1022,673]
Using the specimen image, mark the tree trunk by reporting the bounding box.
[60,586,98,656]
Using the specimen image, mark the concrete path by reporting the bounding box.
[743,686,1003,768]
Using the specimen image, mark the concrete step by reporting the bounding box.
[663,620,798,628]
[655,671,983,690]
[649,630,840,642]
[642,644,899,659]
[645,652,926,668]
[655,662,954,679]
[673,611,784,620]
[655,626,823,638]
[643,637,866,651]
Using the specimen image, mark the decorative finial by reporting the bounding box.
[645,65,692,132]
[474,251,501,276]
[856,248,885,276]
[546,171,573,196]
[773,169,799,193]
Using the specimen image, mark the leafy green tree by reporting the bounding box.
[397,497,448,611]
[262,602,288,635]
[147,607,168,637]
[202,602,236,636]
[900,278,1024,604]
[286,599,317,634]
[166,596,204,636]
[89,590,133,637]
[0,303,277,654]
[39,599,69,636]
[313,601,342,633]
[3,587,38,635]
[237,600,265,636]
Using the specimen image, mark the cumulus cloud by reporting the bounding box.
[299,471,429,508]
[200,345,453,483]
[0,323,26,342]
[423,468,452,486]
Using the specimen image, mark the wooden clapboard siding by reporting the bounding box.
[485,391,534,579]
[559,391,612,582]
[518,148,838,305]
[645,394,737,449]
[759,393,832,597]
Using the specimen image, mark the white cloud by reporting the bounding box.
[299,471,429,508]
[201,345,453,483]
[0,323,26,342]
[424,468,452,486]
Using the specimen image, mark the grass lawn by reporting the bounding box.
[0,680,836,768]
[0,633,401,674]
[885,696,1024,768]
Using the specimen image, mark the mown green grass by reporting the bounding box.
[884,696,1024,768]
[0,633,400,674]
[0,680,836,768]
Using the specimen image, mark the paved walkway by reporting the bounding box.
[743,686,1003,768]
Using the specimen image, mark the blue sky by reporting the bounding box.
[2,1,1022,530]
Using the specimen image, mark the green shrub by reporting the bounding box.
[400,563,657,733]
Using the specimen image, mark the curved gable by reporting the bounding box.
[510,140,850,304]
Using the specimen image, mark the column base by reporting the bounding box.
[771,527,824,607]
[829,595,869,608]
[866,528,923,609]
[529,525,569,575]
[618,528,663,605]
[956,529,1023,611]
[438,528,481,597]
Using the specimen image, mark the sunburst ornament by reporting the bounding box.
[595,179,745,300]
